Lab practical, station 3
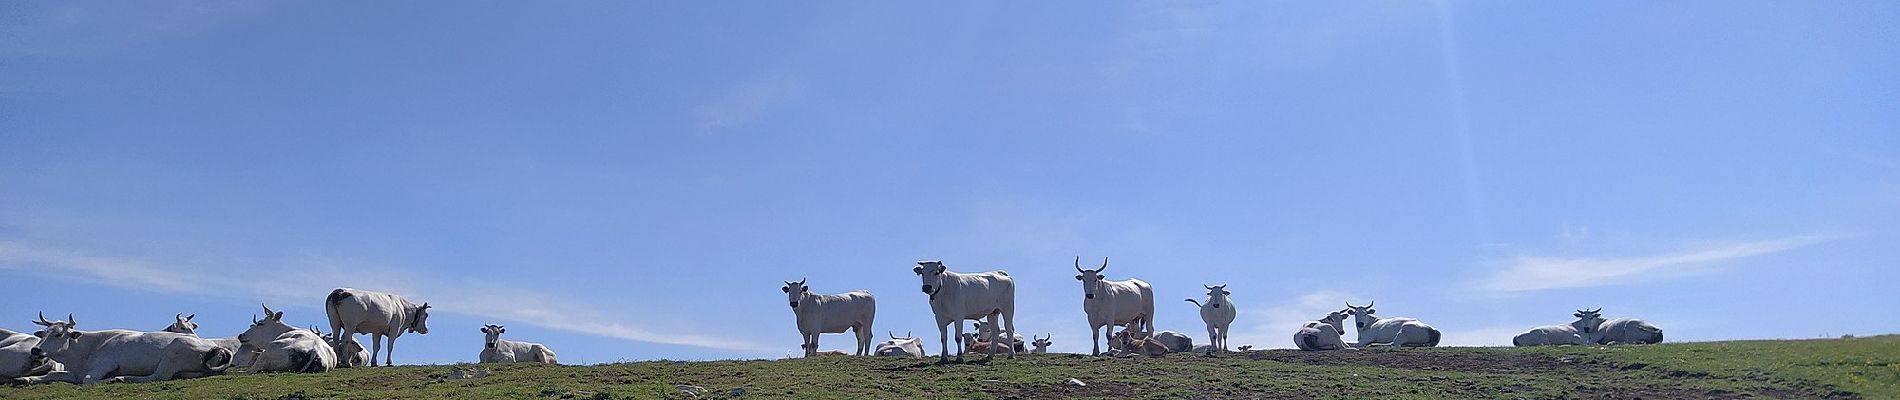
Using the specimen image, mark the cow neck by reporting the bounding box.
[404,306,423,331]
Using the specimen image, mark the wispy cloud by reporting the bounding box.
[1478,235,1837,292]
[1228,290,1359,349]
[694,75,803,132]
[0,241,776,354]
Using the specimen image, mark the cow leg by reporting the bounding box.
[384,336,397,366]
[1000,310,1017,359]
[951,318,967,362]
[935,320,951,362]
[855,323,872,356]
[1090,324,1103,356]
[982,313,1000,359]
[24,369,82,384]
[369,333,384,367]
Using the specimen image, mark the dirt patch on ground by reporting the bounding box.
[980,381,1142,400]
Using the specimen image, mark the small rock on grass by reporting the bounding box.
[1065,378,1087,387]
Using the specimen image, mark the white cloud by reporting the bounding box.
[1227,290,1359,349]
[693,75,802,132]
[1478,235,1836,292]
[0,241,776,354]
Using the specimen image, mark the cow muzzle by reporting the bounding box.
[789,302,799,308]
[29,347,42,357]
[486,342,497,349]
[920,285,933,293]
[1212,303,1221,308]
[1085,294,1095,299]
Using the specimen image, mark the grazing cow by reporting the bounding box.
[478,324,558,364]
[973,321,1026,353]
[1,328,60,380]
[913,260,1018,362]
[1107,329,1169,357]
[1590,309,1664,345]
[162,313,255,368]
[330,334,370,368]
[1185,284,1237,351]
[1344,302,1441,347]
[20,313,234,384]
[251,328,336,373]
[782,278,877,357]
[1074,257,1155,356]
[1030,334,1053,353]
[326,288,432,366]
[1513,308,1607,347]
[874,332,926,358]
[1294,309,1353,351]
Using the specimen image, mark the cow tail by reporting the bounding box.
[326,289,352,332]
[1512,334,1529,347]
[204,347,236,373]
[1425,327,1442,347]
[327,289,352,306]
[291,349,320,373]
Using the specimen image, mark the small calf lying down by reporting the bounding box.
[1106,330,1169,357]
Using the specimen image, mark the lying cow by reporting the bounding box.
[1294,309,1353,351]
[20,313,234,384]
[1513,308,1607,347]
[783,278,877,357]
[874,332,925,358]
[1345,302,1441,347]
[1107,329,1169,357]
[1589,309,1664,345]
[327,288,432,366]
[1030,334,1053,353]
[330,334,370,368]
[972,320,1026,352]
[162,313,255,368]
[0,327,60,380]
[251,327,336,373]
[479,324,558,364]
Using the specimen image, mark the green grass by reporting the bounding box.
[5,335,1896,399]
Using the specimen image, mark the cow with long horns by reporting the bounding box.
[1075,257,1155,356]
[1185,284,1237,351]
[21,312,235,384]
[783,278,878,357]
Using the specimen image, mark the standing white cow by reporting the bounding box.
[782,278,877,357]
[1590,309,1664,345]
[478,324,558,364]
[326,288,432,366]
[162,313,256,368]
[21,313,235,384]
[874,332,926,358]
[1294,309,1352,351]
[1185,284,1237,351]
[1,328,60,380]
[1513,308,1607,347]
[1345,302,1441,347]
[251,328,337,373]
[1074,257,1154,356]
[913,260,1017,362]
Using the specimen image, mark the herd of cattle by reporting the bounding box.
[0,259,1664,385]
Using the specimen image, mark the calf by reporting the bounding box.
[478,324,558,364]
[783,278,877,357]
[1345,302,1440,347]
[1107,329,1169,357]
[21,313,234,384]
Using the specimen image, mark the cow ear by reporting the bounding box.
[1074,275,1083,280]
[68,331,81,339]
[33,331,45,338]
[273,311,284,320]
[912,266,924,275]
[1222,290,1231,295]
[800,286,809,293]
[781,286,790,293]
[498,328,505,334]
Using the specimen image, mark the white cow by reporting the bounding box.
[479,324,558,364]
[21,313,235,384]
[1513,308,1607,347]
[972,320,1026,353]
[913,260,1017,362]
[1345,302,1441,347]
[326,288,432,366]
[1591,309,1664,345]
[1185,284,1237,351]
[238,304,299,354]
[1,328,60,380]
[1073,257,1155,356]
[162,313,256,368]
[782,279,877,357]
[874,332,925,358]
[251,328,337,373]
[330,333,370,368]
[1294,309,1352,351]
[1030,334,1052,353]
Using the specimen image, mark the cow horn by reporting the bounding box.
[1075,256,1085,273]
[186,313,194,320]
[262,303,275,317]
[176,313,184,320]
[797,277,806,286]
[1588,307,1602,314]
[68,313,74,326]
[34,311,51,326]
[1367,301,1374,308]
[252,314,260,324]
[1096,257,1108,273]
[889,331,897,340]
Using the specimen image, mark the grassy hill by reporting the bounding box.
[4,335,1895,399]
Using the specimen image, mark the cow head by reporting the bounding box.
[781,278,809,309]
[1031,334,1053,352]
[29,312,79,362]
[409,303,432,334]
[239,303,294,348]
[1072,257,1109,300]
[1320,308,1352,333]
[1572,308,1605,333]
[1345,302,1377,331]
[165,313,199,335]
[1201,284,1231,308]
[480,324,506,349]
[913,260,947,298]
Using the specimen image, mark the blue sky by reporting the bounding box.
[2,1,1896,364]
